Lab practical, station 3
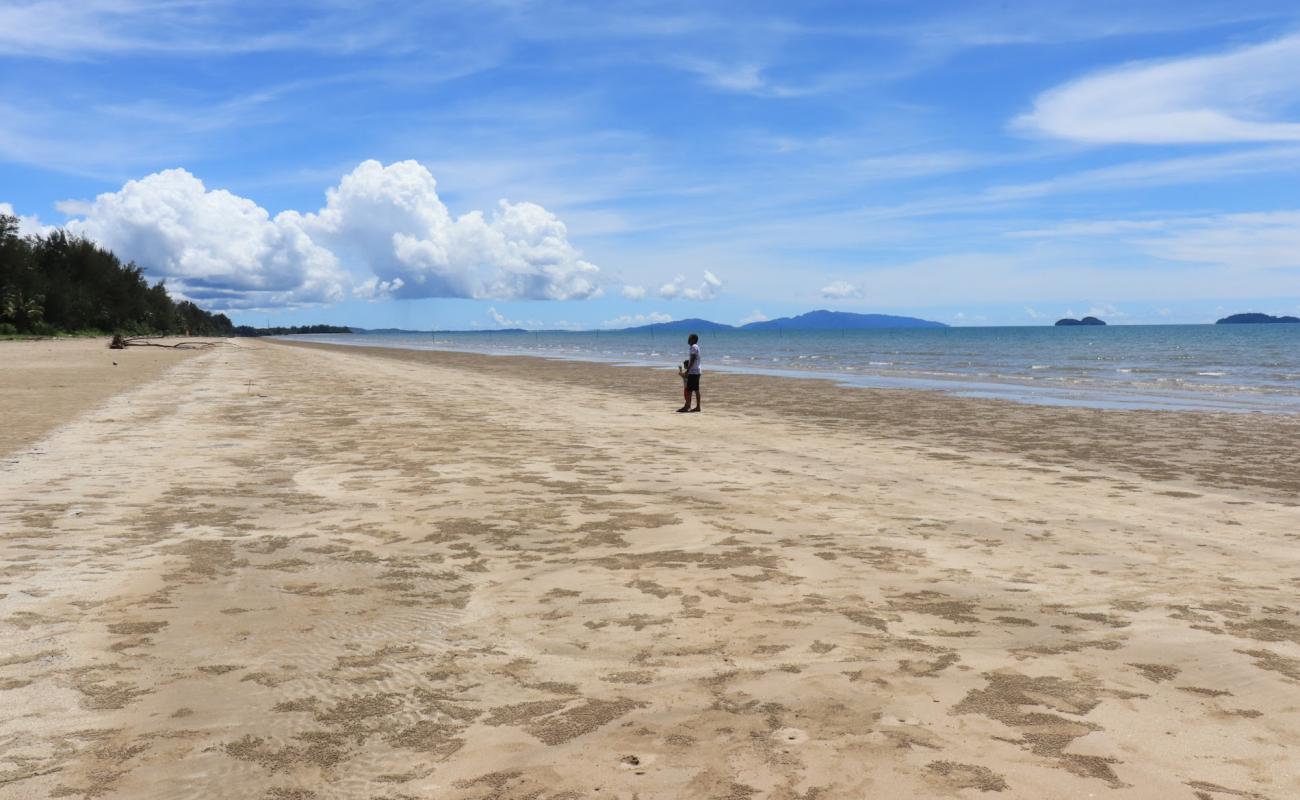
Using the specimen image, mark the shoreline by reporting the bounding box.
[2,339,1297,798]
[279,339,1300,501]
[276,329,1300,415]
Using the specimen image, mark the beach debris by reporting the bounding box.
[109,334,228,350]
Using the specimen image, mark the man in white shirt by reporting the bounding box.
[677,333,702,413]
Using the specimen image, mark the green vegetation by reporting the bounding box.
[1,213,236,337]
[233,324,352,336]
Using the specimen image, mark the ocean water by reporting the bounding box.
[287,324,1300,413]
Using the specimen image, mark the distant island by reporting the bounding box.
[1215,313,1300,324]
[1054,316,1106,326]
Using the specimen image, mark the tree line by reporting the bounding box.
[1,214,348,337]
[233,324,352,336]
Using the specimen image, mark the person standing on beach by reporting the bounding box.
[677,333,701,413]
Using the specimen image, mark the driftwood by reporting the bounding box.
[109,335,229,350]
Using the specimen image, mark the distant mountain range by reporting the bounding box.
[623,310,949,332]
[352,310,949,335]
[741,310,947,330]
[622,310,947,332]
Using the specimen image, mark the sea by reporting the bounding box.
[286,324,1300,414]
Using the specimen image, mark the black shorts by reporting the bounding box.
[686,373,700,391]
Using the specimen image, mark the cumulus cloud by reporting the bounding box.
[600,311,673,328]
[303,160,599,302]
[352,277,405,301]
[738,309,769,325]
[64,169,344,309]
[820,280,860,299]
[658,270,722,300]
[0,202,53,237]
[1016,34,1300,144]
[58,159,600,310]
[487,307,519,328]
[620,284,647,300]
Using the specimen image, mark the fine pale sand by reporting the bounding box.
[0,339,199,458]
[1,339,1297,799]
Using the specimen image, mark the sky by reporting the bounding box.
[2,0,1299,329]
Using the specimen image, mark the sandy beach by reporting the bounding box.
[1,338,1297,799]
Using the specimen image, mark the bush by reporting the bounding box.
[0,322,16,336]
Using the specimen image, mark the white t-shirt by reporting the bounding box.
[688,342,701,374]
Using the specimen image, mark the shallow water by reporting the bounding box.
[285,324,1300,413]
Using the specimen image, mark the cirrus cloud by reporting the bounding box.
[1016,34,1300,144]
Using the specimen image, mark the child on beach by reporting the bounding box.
[678,358,691,407]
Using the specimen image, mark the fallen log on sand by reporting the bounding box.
[109,335,230,350]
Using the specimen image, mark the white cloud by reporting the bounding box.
[64,169,345,309]
[658,270,722,300]
[1016,34,1300,144]
[600,311,673,328]
[1023,306,1043,319]
[854,151,981,180]
[621,284,647,300]
[1086,303,1127,319]
[677,58,766,93]
[487,307,519,328]
[1010,210,1300,271]
[352,276,404,301]
[820,280,861,299]
[1135,211,1300,270]
[59,160,600,310]
[1006,219,1171,238]
[670,57,838,98]
[302,160,600,302]
[738,309,769,325]
[0,202,53,237]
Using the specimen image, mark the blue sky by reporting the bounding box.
[2,0,1299,328]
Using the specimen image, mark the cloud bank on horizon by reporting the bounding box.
[3,0,1300,326]
[59,160,601,309]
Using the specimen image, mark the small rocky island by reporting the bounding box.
[1216,312,1300,324]
[1054,316,1106,326]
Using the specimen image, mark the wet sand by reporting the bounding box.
[1,339,1297,799]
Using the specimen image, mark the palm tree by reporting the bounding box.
[1,287,44,330]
